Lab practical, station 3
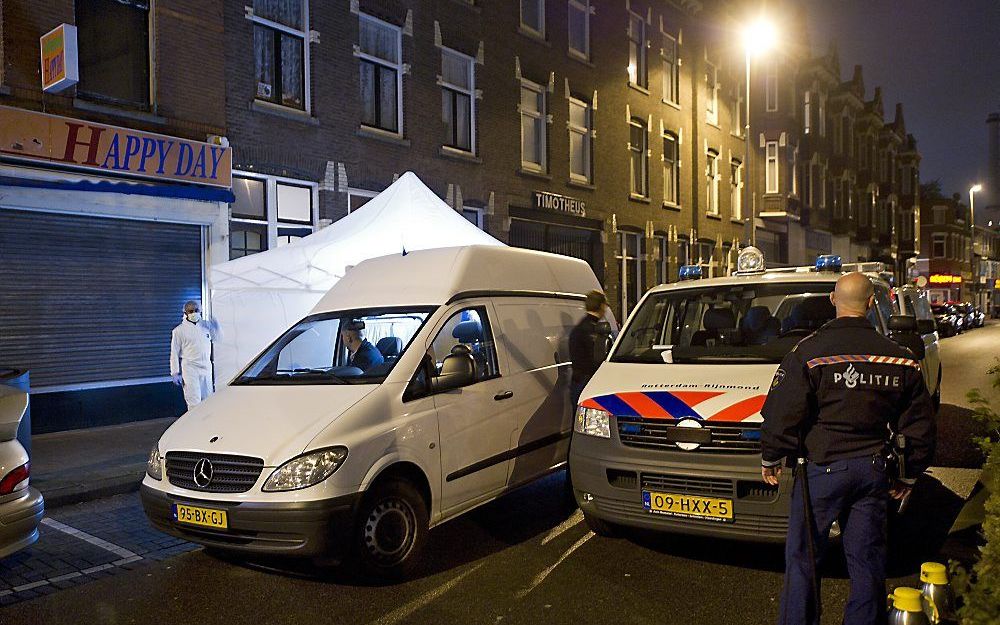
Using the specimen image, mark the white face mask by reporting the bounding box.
[186,312,202,323]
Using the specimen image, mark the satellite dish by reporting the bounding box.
[915,275,928,288]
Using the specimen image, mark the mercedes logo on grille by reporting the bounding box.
[193,458,214,488]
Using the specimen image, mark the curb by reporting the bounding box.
[37,467,146,510]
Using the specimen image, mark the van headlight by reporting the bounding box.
[263,447,349,492]
[574,406,611,438]
[146,445,163,480]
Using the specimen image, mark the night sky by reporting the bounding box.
[801,0,1000,198]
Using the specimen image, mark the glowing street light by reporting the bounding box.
[969,183,983,306]
[741,16,778,248]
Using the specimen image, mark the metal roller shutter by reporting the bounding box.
[0,209,202,389]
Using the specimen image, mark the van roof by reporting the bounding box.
[311,245,601,312]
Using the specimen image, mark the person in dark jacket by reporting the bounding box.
[569,290,609,409]
[761,272,936,625]
[340,320,384,372]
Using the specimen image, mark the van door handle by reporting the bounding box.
[494,391,514,401]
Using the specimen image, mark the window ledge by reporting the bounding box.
[252,100,319,126]
[73,98,166,125]
[628,83,650,96]
[706,212,722,220]
[357,125,410,146]
[567,179,595,190]
[662,202,681,211]
[731,132,746,140]
[517,26,550,46]
[517,167,551,181]
[439,145,481,163]
[567,51,594,67]
[731,217,746,224]
[662,98,681,110]
[705,121,721,130]
[629,194,651,204]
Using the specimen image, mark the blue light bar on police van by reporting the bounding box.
[678,265,703,280]
[815,255,842,272]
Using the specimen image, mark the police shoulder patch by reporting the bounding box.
[771,368,786,389]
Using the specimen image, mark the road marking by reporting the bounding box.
[516,530,594,599]
[540,510,583,545]
[41,517,139,559]
[372,562,485,625]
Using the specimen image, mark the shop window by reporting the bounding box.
[568,0,590,60]
[629,117,648,197]
[442,49,475,153]
[661,30,679,104]
[628,12,647,88]
[706,150,719,215]
[251,0,307,110]
[520,0,545,37]
[662,131,679,206]
[229,173,316,259]
[568,97,593,183]
[616,230,646,318]
[358,14,402,133]
[76,0,150,108]
[520,80,547,172]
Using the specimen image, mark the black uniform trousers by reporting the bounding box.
[779,455,889,625]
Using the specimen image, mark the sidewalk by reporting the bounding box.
[30,418,175,509]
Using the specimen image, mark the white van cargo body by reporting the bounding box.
[141,245,603,577]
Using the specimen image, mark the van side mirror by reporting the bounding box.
[917,319,936,335]
[593,321,613,363]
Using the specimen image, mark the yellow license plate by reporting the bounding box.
[173,503,228,529]
[642,491,733,523]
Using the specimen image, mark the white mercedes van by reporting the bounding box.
[141,245,605,577]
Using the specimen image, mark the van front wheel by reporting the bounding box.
[352,479,428,580]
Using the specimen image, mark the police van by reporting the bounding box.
[569,247,938,541]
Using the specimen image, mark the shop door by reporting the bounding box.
[0,209,202,389]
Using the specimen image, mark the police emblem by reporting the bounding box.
[771,369,785,389]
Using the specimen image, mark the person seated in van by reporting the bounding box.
[340,320,384,372]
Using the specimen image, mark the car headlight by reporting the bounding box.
[574,405,612,438]
[146,445,162,480]
[263,447,348,492]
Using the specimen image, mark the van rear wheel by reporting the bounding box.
[352,478,428,580]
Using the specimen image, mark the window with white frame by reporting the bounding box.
[705,59,718,124]
[654,234,668,284]
[706,149,719,214]
[731,159,742,219]
[661,30,679,104]
[251,0,307,110]
[230,173,316,259]
[791,145,799,196]
[628,12,647,88]
[347,187,378,213]
[567,0,589,59]
[765,141,779,193]
[732,78,744,136]
[818,93,826,136]
[932,234,945,258]
[629,117,648,197]
[441,48,475,153]
[676,238,690,269]
[520,79,546,171]
[520,0,545,37]
[462,204,486,230]
[358,14,402,133]
[695,240,713,276]
[765,60,778,111]
[833,178,844,218]
[616,230,646,317]
[662,131,679,206]
[803,90,812,134]
[568,96,592,183]
[820,165,827,208]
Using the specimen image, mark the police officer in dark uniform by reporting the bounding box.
[760,272,936,625]
[569,290,609,409]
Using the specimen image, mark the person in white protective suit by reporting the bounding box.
[169,300,221,410]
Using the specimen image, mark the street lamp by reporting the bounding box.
[742,17,778,248]
[969,183,983,306]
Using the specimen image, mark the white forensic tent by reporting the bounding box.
[210,172,504,383]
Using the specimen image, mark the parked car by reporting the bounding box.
[931,304,960,337]
[142,245,613,579]
[971,306,986,328]
[0,369,45,559]
[895,286,943,412]
[948,302,976,331]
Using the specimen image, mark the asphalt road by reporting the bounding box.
[1,324,995,625]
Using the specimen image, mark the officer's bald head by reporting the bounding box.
[830,272,874,318]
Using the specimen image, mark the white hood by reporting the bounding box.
[157,384,377,466]
[581,362,778,423]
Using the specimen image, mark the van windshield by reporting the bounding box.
[611,282,836,364]
[233,308,434,385]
